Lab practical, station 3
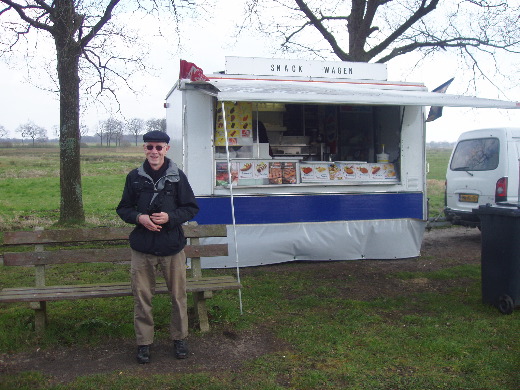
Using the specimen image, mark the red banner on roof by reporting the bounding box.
[179,60,209,81]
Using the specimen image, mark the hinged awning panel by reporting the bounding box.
[205,78,519,109]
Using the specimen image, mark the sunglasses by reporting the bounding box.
[146,145,165,151]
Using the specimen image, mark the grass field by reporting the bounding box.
[426,148,453,219]
[0,146,452,230]
[0,146,143,230]
[3,146,518,390]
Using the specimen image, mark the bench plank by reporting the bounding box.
[1,224,238,333]
[0,277,241,302]
[3,225,228,245]
[3,227,131,245]
[3,244,228,266]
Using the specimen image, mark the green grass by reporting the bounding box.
[1,146,518,390]
[426,148,452,218]
[0,147,141,229]
[426,148,452,181]
[1,261,518,389]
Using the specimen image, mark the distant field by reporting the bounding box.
[426,148,453,218]
[0,146,143,230]
[426,148,452,181]
[0,146,453,230]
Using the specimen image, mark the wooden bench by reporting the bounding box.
[0,224,241,333]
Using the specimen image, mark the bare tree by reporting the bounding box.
[127,117,145,146]
[114,125,124,146]
[80,124,89,139]
[51,125,59,138]
[0,125,7,140]
[146,118,167,132]
[0,1,203,224]
[18,121,47,146]
[244,0,520,89]
[95,123,105,146]
[100,117,123,147]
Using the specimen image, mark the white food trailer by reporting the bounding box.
[165,57,519,268]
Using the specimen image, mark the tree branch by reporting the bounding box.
[0,0,54,33]
[367,0,440,60]
[377,34,520,63]
[79,0,121,48]
[294,0,350,60]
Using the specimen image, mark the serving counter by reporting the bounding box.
[215,159,398,187]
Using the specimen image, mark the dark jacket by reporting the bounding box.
[116,158,199,256]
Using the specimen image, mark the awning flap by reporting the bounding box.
[206,78,519,109]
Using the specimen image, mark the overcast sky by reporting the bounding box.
[1,1,518,143]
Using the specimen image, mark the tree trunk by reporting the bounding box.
[55,29,85,224]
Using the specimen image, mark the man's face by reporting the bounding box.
[144,142,169,170]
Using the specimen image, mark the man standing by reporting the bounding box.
[117,130,199,364]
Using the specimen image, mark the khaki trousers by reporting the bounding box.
[130,249,188,345]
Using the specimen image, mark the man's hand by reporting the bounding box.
[138,214,163,231]
[150,212,169,226]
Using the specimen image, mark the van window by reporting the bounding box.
[450,137,499,171]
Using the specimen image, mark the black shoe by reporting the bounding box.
[137,345,150,364]
[174,339,189,359]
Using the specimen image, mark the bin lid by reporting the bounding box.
[473,204,520,217]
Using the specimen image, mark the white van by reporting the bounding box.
[445,127,520,227]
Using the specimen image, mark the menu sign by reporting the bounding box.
[282,162,297,184]
[269,162,283,184]
[238,161,254,179]
[300,162,398,182]
[216,161,398,187]
[254,161,269,181]
[215,102,253,146]
[328,163,344,181]
[215,161,239,187]
[355,163,371,180]
[342,163,357,180]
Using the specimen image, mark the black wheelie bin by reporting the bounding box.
[473,204,520,314]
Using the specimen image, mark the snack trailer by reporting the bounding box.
[165,57,519,268]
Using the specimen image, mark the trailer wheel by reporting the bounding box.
[498,295,514,315]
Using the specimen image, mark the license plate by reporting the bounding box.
[459,193,479,203]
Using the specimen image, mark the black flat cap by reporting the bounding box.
[143,130,170,143]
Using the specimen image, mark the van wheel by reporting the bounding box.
[498,295,514,315]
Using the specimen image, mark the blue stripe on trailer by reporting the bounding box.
[194,192,424,225]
